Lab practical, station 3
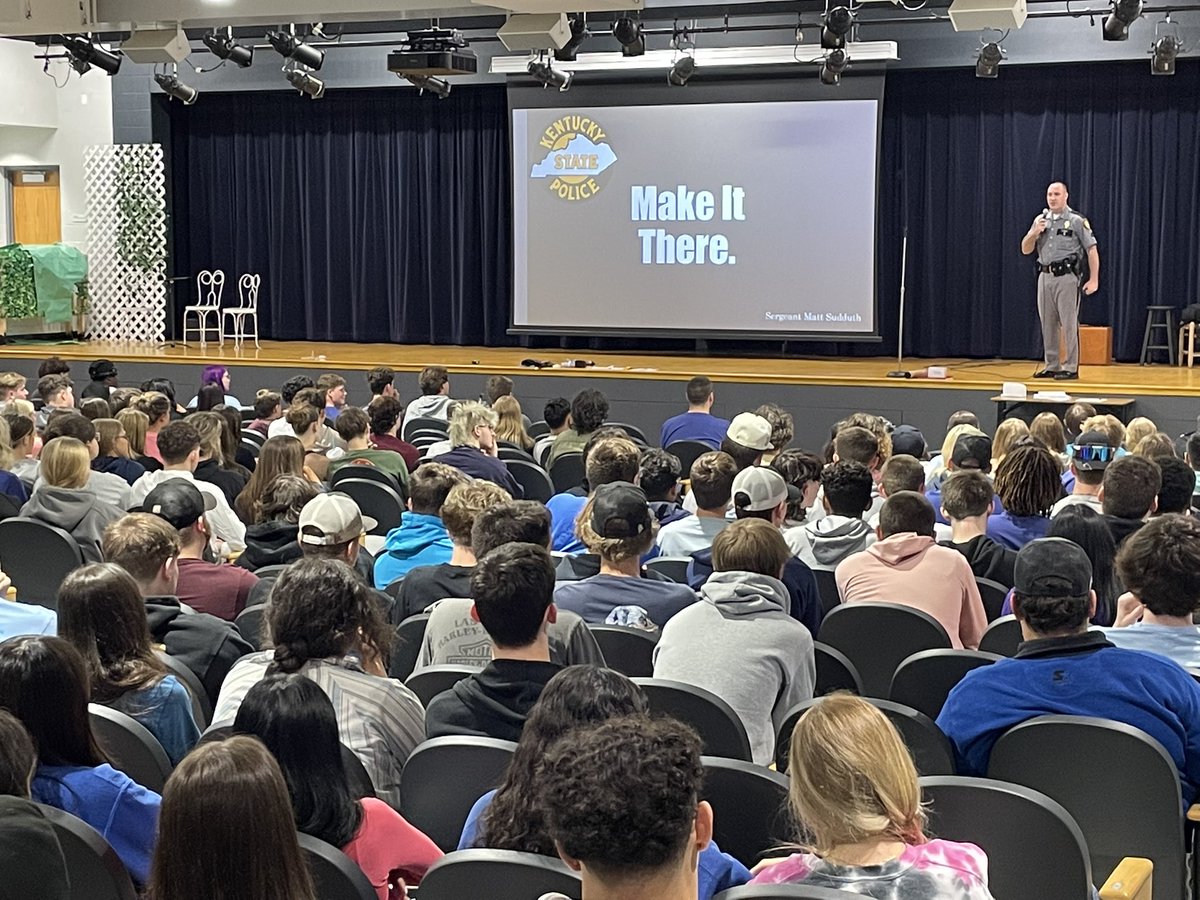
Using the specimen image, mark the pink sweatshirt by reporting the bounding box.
[834,533,987,650]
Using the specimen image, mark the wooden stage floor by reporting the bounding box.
[3,339,1198,399]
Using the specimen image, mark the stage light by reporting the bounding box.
[154,72,198,104]
[203,30,254,68]
[821,7,855,50]
[668,55,695,86]
[527,58,572,91]
[555,16,590,62]
[1102,0,1142,41]
[405,74,453,98]
[267,30,325,70]
[819,48,849,85]
[976,41,1003,77]
[613,16,645,57]
[61,35,123,75]
[1150,34,1181,73]
[285,67,325,98]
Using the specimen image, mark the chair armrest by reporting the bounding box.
[1187,803,1200,823]
[1098,857,1152,900]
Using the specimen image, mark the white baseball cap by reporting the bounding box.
[732,466,799,512]
[298,492,377,546]
[726,412,773,452]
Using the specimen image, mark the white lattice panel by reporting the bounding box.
[84,144,167,343]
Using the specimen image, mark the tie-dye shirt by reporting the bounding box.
[750,839,995,899]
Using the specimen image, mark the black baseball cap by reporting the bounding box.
[142,479,215,530]
[88,359,117,381]
[590,483,651,539]
[952,434,993,473]
[890,424,927,459]
[1014,537,1092,597]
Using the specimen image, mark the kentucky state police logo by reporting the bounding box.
[529,115,617,202]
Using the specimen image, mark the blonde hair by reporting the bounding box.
[116,408,150,455]
[0,417,11,470]
[441,481,513,545]
[449,401,498,447]
[839,413,892,463]
[189,411,225,459]
[1123,417,1157,452]
[41,437,91,489]
[93,418,127,459]
[933,423,985,481]
[493,395,533,452]
[787,694,926,856]
[576,493,656,563]
[1134,432,1177,461]
[2,399,34,419]
[1029,412,1066,455]
[991,418,1030,468]
[1082,414,1125,449]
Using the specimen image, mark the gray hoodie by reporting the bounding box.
[652,570,815,765]
[20,485,125,563]
[404,395,455,423]
[783,515,876,571]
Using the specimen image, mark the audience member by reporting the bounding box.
[266,378,314,439]
[35,374,74,431]
[405,365,454,422]
[284,401,333,480]
[549,434,640,552]
[771,449,824,526]
[0,636,160,884]
[657,451,737,556]
[0,372,27,403]
[925,421,985,490]
[117,406,162,471]
[938,537,1200,802]
[659,377,729,449]
[194,384,225,412]
[1156,456,1195,514]
[79,396,112,421]
[1123,416,1158,452]
[655,518,814,765]
[273,386,346,459]
[889,424,927,460]
[91,417,146,487]
[3,411,38,484]
[40,410,131,507]
[57,563,199,764]
[132,391,171,462]
[533,397,571,465]
[0,711,70,900]
[235,474,320,572]
[375,462,467,587]
[1083,413,1128,455]
[752,694,993,897]
[190,411,248,507]
[37,356,71,379]
[366,366,397,402]
[494,395,535,452]
[431,401,523,497]
[484,374,514,405]
[990,417,1030,470]
[318,372,348,421]
[0,417,28,505]
[719,412,773,472]
[938,471,1017,588]
[873,454,951,539]
[987,442,1061,549]
[786,460,876,571]
[367,395,420,472]
[234,435,314,524]
[1185,432,1200,496]
[1052,429,1114,516]
[755,403,794,465]
[640,447,688,527]
[1064,401,1097,441]
[21,437,123,562]
[328,406,410,492]
[213,557,424,808]
[186,364,242,409]
[233,674,442,897]
[927,433,993,525]
[1134,431,1177,461]
[837,492,986,649]
[547,389,610,467]
[1030,411,1067,459]
[147,736,316,900]
[246,389,282,435]
[0,569,56,639]
[1101,454,1161,546]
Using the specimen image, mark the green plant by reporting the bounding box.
[115,152,166,274]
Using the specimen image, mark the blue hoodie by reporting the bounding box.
[374,513,453,588]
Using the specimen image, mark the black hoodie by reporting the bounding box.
[143,596,254,704]
[424,659,562,742]
[235,520,304,571]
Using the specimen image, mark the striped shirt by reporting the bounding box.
[212,652,425,809]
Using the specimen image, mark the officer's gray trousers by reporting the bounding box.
[1038,272,1080,372]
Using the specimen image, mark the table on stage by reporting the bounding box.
[991,394,1136,430]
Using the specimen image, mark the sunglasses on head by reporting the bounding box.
[1070,443,1115,464]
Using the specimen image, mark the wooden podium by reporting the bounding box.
[1061,326,1113,366]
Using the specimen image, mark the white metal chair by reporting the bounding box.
[222,273,261,349]
[182,270,225,346]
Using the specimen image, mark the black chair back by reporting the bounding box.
[234,603,269,650]
[240,428,266,447]
[889,648,1003,720]
[405,665,476,707]
[418,849,582,900]
[715,887,864,899]
[0,492,21,521]
[979,615,1023,657]
[701,756,791,867]
[0,516,84,608]
[811,568,841,617]
[37,803,137,900]
[548,452,585,494]
[341,744,376,799]
[633,678,753,761]
[921,775,1094,900]
[239,438,261,460]
[988,715,1187,900]
[497,443,535,463]
[644,555,691,584]
[504,459,555,504]
[663,440,716,476]
[331,463,400,493]
[402,416,449,442]
[155,650,213,729]
[88,704,173,793]
[252,563,290,580]
[975,577,1010,622]
[390,613,431,681]
[818,602,951,698]
[298,833,377,900]
[587,625,659,677]
[607,422,649,444]
[813,641,863,696]
[333,479,403,535]
[398,737,518,852]
[528,420,551,438]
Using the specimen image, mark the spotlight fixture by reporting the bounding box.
[405,74,453,98]
[61,35,123,75]
[613,16,645,57]
[1102,0,1143,41]
[285,67,325,98]
[668,54,695,86]
[821,6,855,50]
[154,72,198,104]
[556,16,590,62]
[819,47,849,85]
[975,41,1003,77]
[203,30,254,68]
[1151,33,1181,73]
[267,30,325,70]
[528,58,572,91]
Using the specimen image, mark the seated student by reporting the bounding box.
[533,397,571,466]
[837,492,987,650]
[785,461,876,571]
[114,407,161,474]
[434,402,522,497]
[284,397,337,481]
[660,376,730,450]
[213,558,424,809]
[640,448,689,527]
[1100,454,1161,547]
[0,568,57,639]
[188,412,248,509]
[546,388,610,468]
[938,470,1018,588]
[185,365,243,410]
[657,451,737,556]
[404,365,454,423]
[938,537,1200,801]
[655,518,815,766]
[149,736,317,900]
[57,564,199,766]
[367,395,420,473]
[0,636,161,884]
[986,442,1062,550]
[871,454,952,542]
[926,433,995,526]
[771,449,824,528]
[1156,456,1195,515]
[34,374,75,432]
[556,484,697,628]
[0,371,28,404]
[318,372,348,423]
[548,434,641,553]
[751,694,994,898]
[1102,514,1200,667]
[233,674,443,898]
[90,417,146,488]
[37,410,134,508]
[392,480,511,623]
[142,480,258,621]
[925,413,982,490]
[1052,430,1114,516]
[21,437,125,563]
[246,389,282,437]
[375,462,467,587]
[462,666,750,900]
[103,514,254,705]
[425,542,562,742]
[235,474,320,572]
[235,434,318,525]
[1024,505,1121,627]
[367,366,397,403]
[327,406,411,493]
[539,715,716,900]
[4,410,40,486]
[416,501,605,671]
[755,403,793,466]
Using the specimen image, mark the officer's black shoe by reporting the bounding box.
[1034,369,1060,378]
[1054,370,1079,380]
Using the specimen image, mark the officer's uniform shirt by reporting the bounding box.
[1035,206,1097,265]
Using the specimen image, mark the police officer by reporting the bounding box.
[1020,182,1100,380]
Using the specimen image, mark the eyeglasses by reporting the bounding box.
[1070,443,1115,464]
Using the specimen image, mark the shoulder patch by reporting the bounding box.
[1083,217,1092,230]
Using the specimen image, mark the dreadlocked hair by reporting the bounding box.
[994,441,1063,517]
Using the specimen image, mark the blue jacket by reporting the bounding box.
[374,513,453,588]
[937,632,1200,804]
[547,492,588,553]
[458,789,751,900]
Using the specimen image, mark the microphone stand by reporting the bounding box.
[887,226,911,378]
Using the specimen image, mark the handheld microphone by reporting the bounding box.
[1042,207,1050,220]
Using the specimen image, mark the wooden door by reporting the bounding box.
[8,169,62,245]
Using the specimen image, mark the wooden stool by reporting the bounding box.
[1180,322,1199,368]
[1140,305,1177,365]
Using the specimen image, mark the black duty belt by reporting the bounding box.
[1038,258,1078,276]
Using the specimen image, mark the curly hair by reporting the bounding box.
[994,442,1063,517]
[638,448,682,501]
[822,460,874,518]
[771,450,823,521]
[1116,514,1200,618]
[585,437,640,489]
[441,481,513,545]
[281,376,315,405]
[569,389,609,435]
[755,403,794,453]
[838,413,892,462]
[367,395,403,437]
[471,501,552,557]
[366,366,394,397]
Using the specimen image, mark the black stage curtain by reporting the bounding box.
[166,62,1200,360]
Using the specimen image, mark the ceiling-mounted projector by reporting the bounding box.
[387,29,478,75]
